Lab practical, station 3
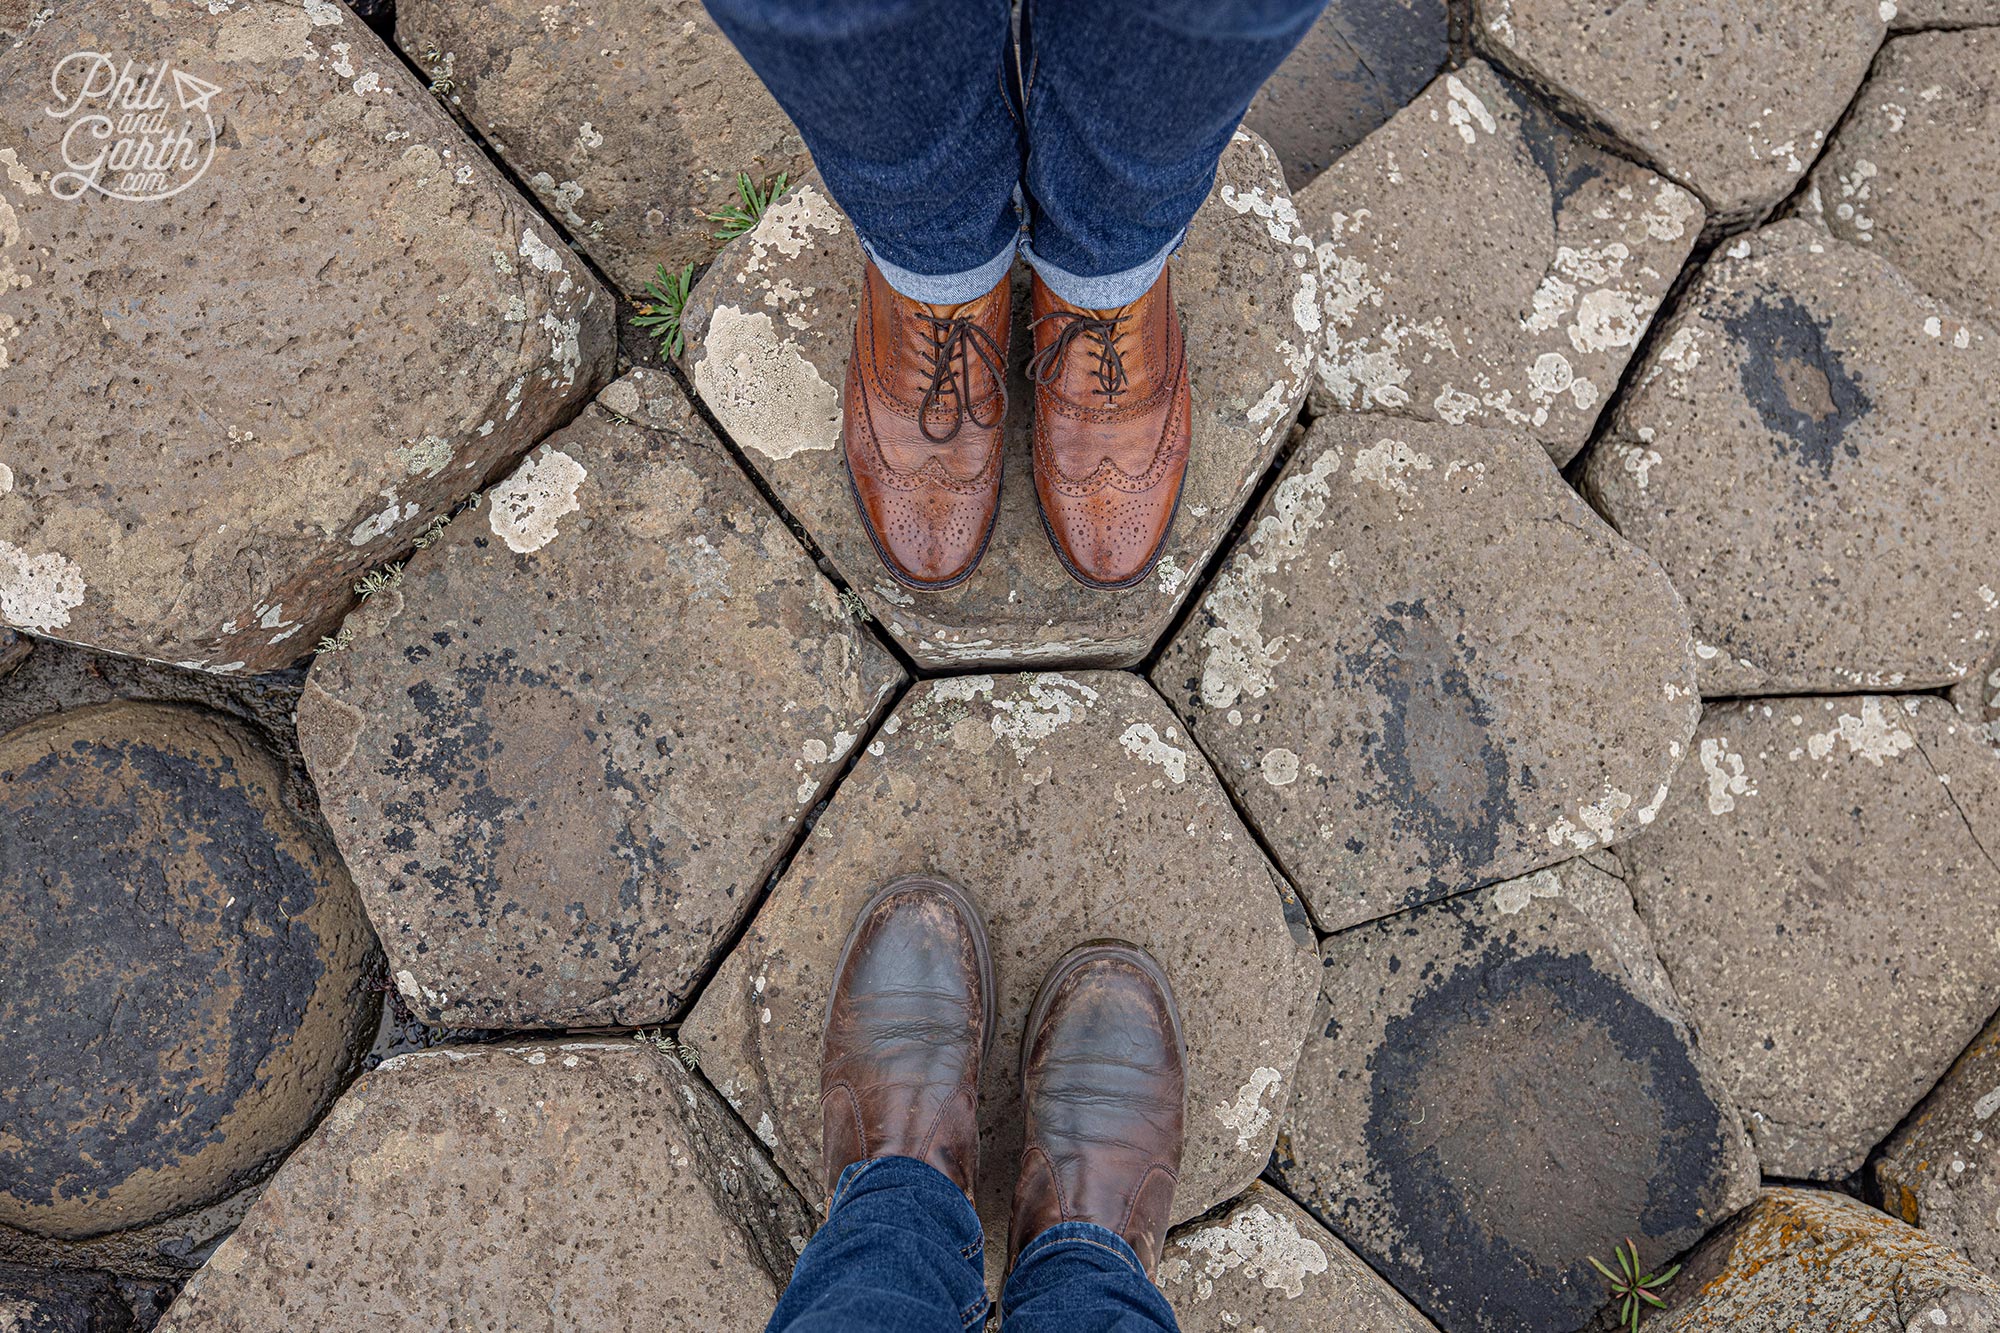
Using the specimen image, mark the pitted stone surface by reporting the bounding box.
[1582,221,2000,695]
[0,1262,132,1333]
[1879,1011,2000,1271]
[394,0,807,293]
[1271,857,1757,1333]
[1622,696,2000,1178]
[1160,1183,1440,1332]
[1297,60,1703,466]
[298,371,902,1029]
[0,0,612,672]
[682,671,1321,1289]
[1890,0,2000,23]
[1652,1188,2000,1331]
[1803,29,2000,328]
[0,703,378,1240]
[1475,0,1884,224]
[679,130,1319,669]
[1154,415,1698,934]
[1242,0,1447,189]
[156,1041,812,1333]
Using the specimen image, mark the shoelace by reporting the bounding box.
[1026,309,1130,405]
[915,312,1008,444]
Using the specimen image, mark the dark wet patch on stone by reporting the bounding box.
[0,1259,134,1332]
[1361,943,1731,1331]
[1720,292,1869,477]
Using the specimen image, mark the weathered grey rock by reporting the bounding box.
[1475,0,1885,224]
[680,130,1318,669]
[299,370,902,1029]
[1890,0,2000,25]
[1160,1183,1440,1332]
[0,0,612,672]
[1242,0,1447,189]
[1154,416,1698,934]
[1879,1011,2000,1271]
[1652,1188,2000,1331]
[157,1041,812,1333]
[1582,221,2000,695]
[1803,29,2000,328]
[683,671,1321,1288]
[394,0,807,293]
[1299,60,1703,466]
[0,703,379,1240]
[1622,696,2000,1178]
[0,1262,133,1333]
[1272,857,1758,1333]
[1954,649,2000,755]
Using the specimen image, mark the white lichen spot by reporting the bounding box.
[1350,438,1433,495]
[1493,868,1562,915]
[1261,748,1300,787]
[519,228,566,273]
[1155,555,1187,596]
[0,462,11,494]
[990,675,1099,763]
[693,306,841,460]
[1806,698,1915,766]
[1700,737,1756,814]
[487,449,586,554]
[1445,75,1497,145]
[1160,1203,1328,1302]
[1216,1067,1285,1151]
[1119,722,1189,784]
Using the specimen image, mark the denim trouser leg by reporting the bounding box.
[700,0,1023,303]
[765,1156,1179,1333]
[1015,0,1330,307]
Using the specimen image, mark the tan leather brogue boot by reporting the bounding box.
[821,874,994,1198]
[1008,940,1186,1275]
[843,263,1011,591]
[1026,268,1191,590]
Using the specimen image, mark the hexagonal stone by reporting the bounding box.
[0,703,379,1240]
[1622,696,2000,1178]
[1242,0,1447,189]
[679,129,1318,669]
[393,0,807,294]
[1804,29,2000,328]
[1879,1011,2000,1270]
[1581,220,2000,695]
[1271,856,1758,1333]
[683,671,1321,1286]
[157,1041,813,1332]
[1297,60,1703,466]
[1652,1188,2000,1331]
[1474,0,1884,224]
[1153,416,1698,934]
[0,1262,132,1333]
[1160,1183,1439,1332]
[298,370,902,1029]
[0,0,612,672]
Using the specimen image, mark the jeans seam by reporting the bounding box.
[1029,1234,1146,1276]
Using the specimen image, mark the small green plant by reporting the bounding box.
[638,1028,701,1070]
[708,171,788,240]
[632,261,697,358]
[1590,1238,1679,1332]
[838,589,871,622]
[316,625,355,655]
[354,563,405,599]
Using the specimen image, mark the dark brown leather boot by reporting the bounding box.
[1026,268,1192,590]
[1008,941,1186,1276]
[843,262,1010,591]
[821,874,994,1198]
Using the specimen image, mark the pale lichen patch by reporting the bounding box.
[1119,722,1189,784]
[0,541,86,633]
[1161,1202,1330,1303]
[487,449,586,554]
[694,306,840,461]
[1215,1066,1285,1151]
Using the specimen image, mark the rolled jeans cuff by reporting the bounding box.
[862,232,1021,306]
[1012,1220,1153,1276]
[1020,228,1185,310]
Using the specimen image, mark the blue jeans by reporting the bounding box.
[766,1156,1179,1333]
[702,0,1328,307]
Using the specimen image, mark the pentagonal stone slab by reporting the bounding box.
[1272,856,1758,1333]
[1154,416,1698,934]
[299,370,902,1029]
[1804,29,2000,327]
[0,1262,132,1333]
[0,0,612,672]
[1475,0,1884,224]
[1160,1183,1440,1332]
[1622,696,2000,1178]
[683,672,1321,1288]
[157,1041,813,1332]
[0,703,379,1240]
[1653,1188,2000,1331]
[1242,0,1447,189]
[1298,61,1703,466]
[393,0,807,294]
[1879,1011,2000,1270]
[1582,221,2000,695]
[679,130,1318,669]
